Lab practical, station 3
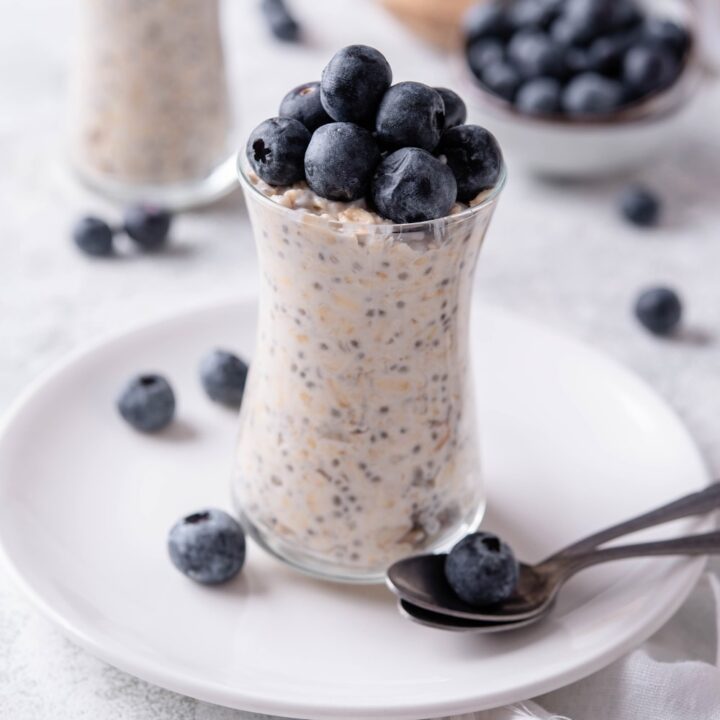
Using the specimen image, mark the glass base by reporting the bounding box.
[232,489,487,585]
[71,154,239,210]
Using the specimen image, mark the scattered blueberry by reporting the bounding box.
[507,30,565,79]
[124,206,173,251]
[561,72,623,115]
[279,81,332,132]
[200,350,248,408]
[260,0,300,42]
[304,122,380,202]
[436,124,503,202]
[371,148,457,224]
[435,87,467,130]
[117,374,175,433]
[445,532,519,606]
[246,117,311,186]
[515,77,562,115]
[480,60,522,101]
[72,216,114,257]
[168,509,246,585]
[463,3,510,43]
[618,185,661,227]
[320,45,392,126]
[467,38,505,78]
[623,45,678,98]
[375,82,445,152]
[635,287,682,336]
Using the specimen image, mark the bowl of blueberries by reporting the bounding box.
[460,0,700,177]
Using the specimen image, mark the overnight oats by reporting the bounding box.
[69,0,232,206]
[233,46,506,582]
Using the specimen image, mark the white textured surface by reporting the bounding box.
[1,0,720,718]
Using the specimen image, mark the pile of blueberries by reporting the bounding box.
[464,0,691,117]
[246,44,503,224]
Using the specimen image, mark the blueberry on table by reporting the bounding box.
[445,532,519,606]
[371,148,457,224]
[260,0,300,42]
[304,122,380,202]
[375,82,445,152]
[124,206,173,251]
[279,81,332,132]
[200,349,248,408]
[635,287,682,336]
[515,77,562,115]
[479,61,521,101]
[436,124,503,203]
[320,45,392,126]
[466,38,505,79]
[434,87,467,130]
[72,216,114,257]
[561,73,623,115]
[246,117,311,186]
[117,374,175,433]
[623,45,678,98]
[618,185,661,227]
[507,30,565,79]
[463,3,510,43]
[168,509,246,585]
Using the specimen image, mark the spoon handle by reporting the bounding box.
[550,481,720,559]
[560,530,720,575]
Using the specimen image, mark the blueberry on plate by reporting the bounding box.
[320,45,392,126]
[623,45,678,98]
[635,287,682,336]
[463,2,511,43]
[445,532,519,606]
[375,82,445,152]
[480,60,521,101]
[561,72,623,115]
[434,87,467,130]
[279,81,332,132]
[304,122,380,202]
[72,216,114,257]
[618,185,661,227]
[515,77,562,115]
[168,508,246,585]
[507,30,565,79]
[246,117,311,186]
[466,38,505,79]
[124,206,173,251]
[200,349,248,408]
[117,374,175,432]
[371,148,457,224]
[436,124,503,202]
[260,0,300,42]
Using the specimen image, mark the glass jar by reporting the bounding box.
[233,165,506,583]
[69,0,235,208]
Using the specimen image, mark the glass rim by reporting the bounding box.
[236,155,507,232]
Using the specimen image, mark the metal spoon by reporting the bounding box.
[387,482,720,623]
[397,530,720,632]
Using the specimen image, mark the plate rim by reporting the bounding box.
[0,295,710,719]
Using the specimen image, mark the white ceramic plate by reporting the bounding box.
[0,298,710,719]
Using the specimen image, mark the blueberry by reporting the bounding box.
[200,349,248,407]
[507,30,565,79]
[463,2,510,43]
[124,206,173,251]
[320,45,392,126]
[168,509,246,585]
[563,0,614,34]
[564,46,591,74]
[304,122,380,202]
[480,61,521,101]
[279,81,332,132]
[467,38,505,79]
[642,18,690,57]
[508,0,560,31]
[587,33,633,75]
[623,45,678,97]
[371,148,457,224]
[562,72,623,115]
[608,0,643,32]
[444,532,519,606]
[434,87,467,129]
[436,124,503,202]
[618,184,661,227]
[635,287,682,336]
[375,82,445,152]
[260,0,300,42]
[246,117,311,186]
[72,216,114,257]
[515,77,562,115]
[117,374,175,432]
[550,16,592,46]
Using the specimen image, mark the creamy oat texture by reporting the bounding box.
[70,0,231,185]
[234,173,497,577]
